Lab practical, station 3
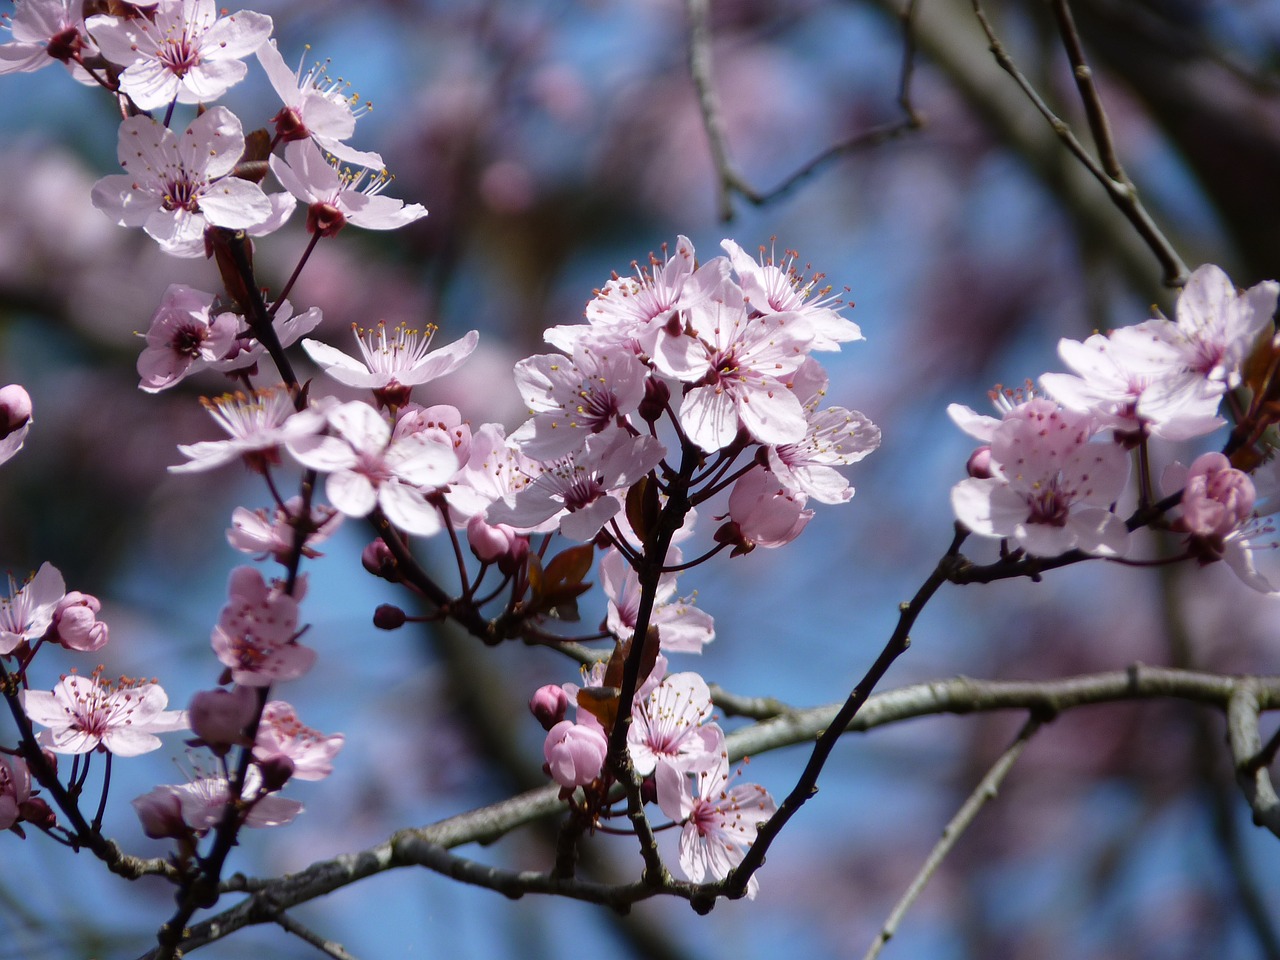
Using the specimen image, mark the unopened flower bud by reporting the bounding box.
[0,384,32,440]
[543,720,608,789]
[188,686,257,755]
[966,446,994,480]
[529,684,569,731]
[361,539,400,582]
[637,377,670,423]
[17,797,55,831]
[467,515,529,574]
[49,592,108,652]
[132,786,187,840]
[373,604,406,630]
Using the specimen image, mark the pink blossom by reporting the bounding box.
[256,39,382,168]
[269,139,426,235]
[132,785,187,839]
[227,498,341,563]
[486,429,665,542]
[529,684,569,731]
[655,758,776,899]
[91,109,279,258]
[47,591,108,652]
[168,767,302,833]
[302,322,477,406]
[208,301,324,374]
[0,562,65,655]
[169,388,326,473]
[950,397,1130,557]
[721,238,862,349]
[717,468,814,555]
[0,383,32,468]
[627,672,723,779]
[600,548,714,654]
[87,0,272,110]
[210,566,314,686]
[136,285,237,393]
[1040,326,1224,443]
[543,719,608,789]
[253,701,343,782]
[287,400,460,536]
[21,672,187,756]
[510,344,649,460]
[0,756,31,831]
[662,282,812,452]
[0,0,94,77]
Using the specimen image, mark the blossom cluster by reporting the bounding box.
[949,264,1280,591]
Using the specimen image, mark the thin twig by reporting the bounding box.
[970,0,1188,286]
[275,913,362,960]
[862,713,1042,960]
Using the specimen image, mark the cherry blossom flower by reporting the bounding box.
[543,719,608,789]
[208,301,324,374]
[600,548,714,654]
[721,238,862,350]
[136,285,237,393]
[950,397,1130,557]
[269,139,426,236]
[559,235,726,358]
[766,361,881,504]
[0,756,31,831]
[187,685,257,753]
[0,383,32,467]
[1040,326,1224,444]
[0,562,65,655]
[1166,453,1278,594]
[227,497,341,562]
[256,39,382,168]
[91,109,276,258]
[21,671,187,756]
[164,766,302,833]
[661,282,812,452]
[87,0,272,110]
[210,566,314,686]
[510,344,649,460]
[253,701,343,781]
[627,672,723,778]
[287,400,460,536]
[1151,264,1279,394]
[655,757,776,899]
[0,0,94,77]
[169,388,326,473]
[486,429,665,542]
[302,322,478,408]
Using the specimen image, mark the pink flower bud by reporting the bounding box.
[0,384,32,440]
[361,539,401,582]
[188,686,257,754]
[966,446,994,480]
[466,515,529,574]
[529,684,569,731]
[49,592,108,652]
[637,376,670,423]
[373,604,406,630]
[1180,452,1256,541]
[132,786,188,840]
[543,720,608,789]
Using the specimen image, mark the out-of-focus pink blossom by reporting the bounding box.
[168,767,302,833]
[253,701,343,782]
[47,591,107,652]
[188,685,257,754]
[0,755,31,831]
[210,567,314,686]
[0,562,65,655]
[227,498,342,562]
[543,719,608,789]
[132,785,187,840]
[136,285,237,393]
[170,388,326,474]
[0,0,95,77]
